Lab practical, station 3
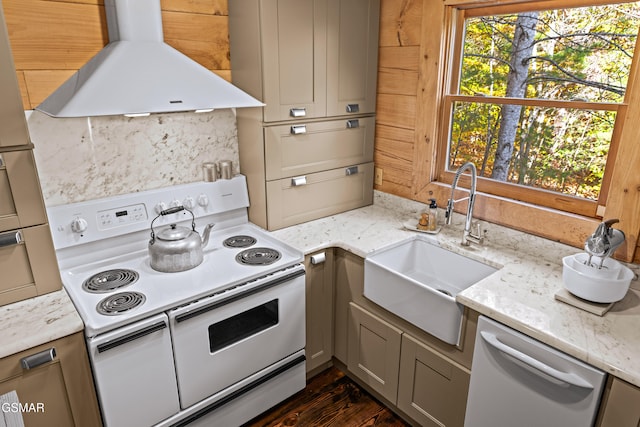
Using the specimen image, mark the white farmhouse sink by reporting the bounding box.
[364,235,498,345]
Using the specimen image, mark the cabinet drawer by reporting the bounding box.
[0,358,74,427]
[264,117,374,180]
[0,333,102,427]
[266,162,373,230]
[0,224,61,306]
[0,150,47,232]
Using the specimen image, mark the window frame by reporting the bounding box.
[436,0,638,218]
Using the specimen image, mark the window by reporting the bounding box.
[440,1,640,217]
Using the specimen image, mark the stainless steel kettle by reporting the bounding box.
[148,206,214,273]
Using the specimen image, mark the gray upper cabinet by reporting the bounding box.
[326,0,379,118]
[230,0,379,230]
[230,0,379,123]
[261,0,328,122]
[0,2,31,150]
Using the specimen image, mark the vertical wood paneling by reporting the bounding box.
[411,0,444,199]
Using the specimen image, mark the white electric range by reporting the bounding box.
[47,175,306,427]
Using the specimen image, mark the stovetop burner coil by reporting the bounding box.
[96,292,146,316]
[223,235,257,248]
[83,269,140,293]
[236,247,281,266]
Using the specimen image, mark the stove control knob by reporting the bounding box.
[170,199,181,208]
[154,202,168,214]
[71,217,88,233]
[197,194,209,207]
[183,196,196,210]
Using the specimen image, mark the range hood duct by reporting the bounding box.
[35,0,263,118]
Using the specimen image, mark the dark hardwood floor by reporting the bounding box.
[243,367,410,427]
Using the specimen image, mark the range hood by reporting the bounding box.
[35,0,263,118]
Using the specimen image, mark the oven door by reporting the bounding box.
[168,266,306,409]
[87,313,180,427]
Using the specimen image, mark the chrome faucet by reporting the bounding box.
[445,162,485,246]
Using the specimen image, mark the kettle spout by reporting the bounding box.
[201,223,215,248]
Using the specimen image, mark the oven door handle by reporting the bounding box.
[173,268,305,324]
[97,321,167,353]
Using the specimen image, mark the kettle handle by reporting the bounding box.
[160,206,185,216]
[149,206,196,245]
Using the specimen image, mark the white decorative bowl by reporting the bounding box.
[562,254,633,303]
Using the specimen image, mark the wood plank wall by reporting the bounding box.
[3,0,639,261]
[375,0,423,200]
[3,0,230,109]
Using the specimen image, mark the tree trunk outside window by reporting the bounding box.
[491,12,538,181]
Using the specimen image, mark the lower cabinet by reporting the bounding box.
[347,302,402,403]
[346,302,471,426]
[305,250,334,373]
[324,246,638,427]
[398,334,470,427]
[598,377,640,427]
[0,332,102,426]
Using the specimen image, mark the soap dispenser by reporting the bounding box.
[428,198,438,231]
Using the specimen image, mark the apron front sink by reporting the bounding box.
[364,235,499,345]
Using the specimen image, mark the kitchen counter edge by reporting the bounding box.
[0,288,84,359]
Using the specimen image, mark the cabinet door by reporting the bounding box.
[261,0,327,122]
[305,250,334,373]
[0,333,102,427]
[0,150,48,232]
[333,249,363,364]
[398,334,470,427]
[326,0,380,117]
[598,378,640,427]
[347,302,401,403]
[0,6,30,149]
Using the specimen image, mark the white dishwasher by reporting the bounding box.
[465,316,606,427]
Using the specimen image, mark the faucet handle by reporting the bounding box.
[445,199,454,225]
[465,222,486,246]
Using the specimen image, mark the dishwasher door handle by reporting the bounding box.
[480,331,594,389]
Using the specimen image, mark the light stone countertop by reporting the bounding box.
[0,289,84,359]
[3,190,639,388]
[272,191,640,388]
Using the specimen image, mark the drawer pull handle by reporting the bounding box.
[290,108,306,118]
[346,104,360,113]
[480,331,594,389]
[345,166,359,176]
[290,125,307,135]
[291,176,307,187]
[0,230,22,248]
[346,120,360,129]
[310,252,326,265]
[21,348,56,370]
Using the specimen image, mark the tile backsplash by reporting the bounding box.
[27,109,240,207]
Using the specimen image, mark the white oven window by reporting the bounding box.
[208,299,279,352]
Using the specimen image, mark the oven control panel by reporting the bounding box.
[97,204,148,230]
[47,175,250,250]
